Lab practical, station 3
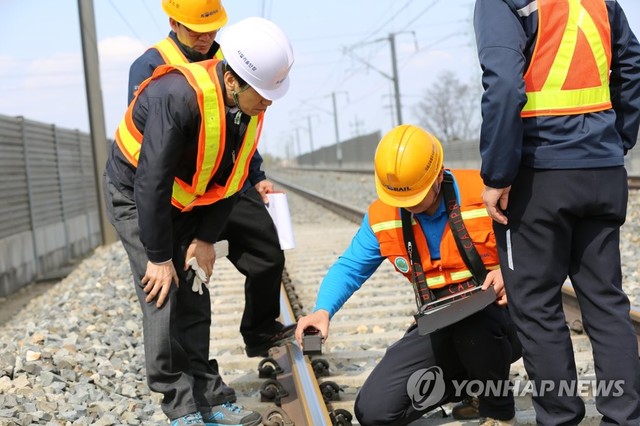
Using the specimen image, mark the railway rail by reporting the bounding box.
[284,167,640,190]
[0,171,638,425]
[260,173,640,425]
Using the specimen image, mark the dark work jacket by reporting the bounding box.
[474,0,640,188]
[128,31,266,190]
[106,61,248,263]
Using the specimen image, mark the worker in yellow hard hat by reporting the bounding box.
[295,124,522,426]
[105,16,294,426]
[129,0,226,100]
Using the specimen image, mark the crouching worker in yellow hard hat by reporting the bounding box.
[295,124,522,426]
[103,17,294,426]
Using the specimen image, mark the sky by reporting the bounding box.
[1,0,639,159]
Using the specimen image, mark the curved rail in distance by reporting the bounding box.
[283,167,640,190]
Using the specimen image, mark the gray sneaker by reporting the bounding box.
[200,402,261,426]
[171,412,206,426]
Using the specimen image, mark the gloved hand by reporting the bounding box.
[186,257,209,295]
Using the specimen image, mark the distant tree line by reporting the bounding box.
[413,72,483,145]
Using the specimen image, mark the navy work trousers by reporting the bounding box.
[218,186,285,346]
[495,166,640,425]
[354,304,520,425]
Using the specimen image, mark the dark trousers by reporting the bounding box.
[495,167,640,425]
[103,174,232,420]
[354,304,519,426]
[219,187,285,346]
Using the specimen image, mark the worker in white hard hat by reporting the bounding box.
[104,16,294,426]
[295,125,521,426]
[130,0,296,372]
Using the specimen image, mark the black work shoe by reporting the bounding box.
[452,396,480,420]
[245,323,296,358]
[208,359,236,403]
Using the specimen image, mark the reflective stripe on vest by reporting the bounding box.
[154,37,226,64]
[154,37,189,64]
[521,0,612,117]
[114,60,262,212]
[370,209,488,234]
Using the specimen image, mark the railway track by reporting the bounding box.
[257,173,640,425]
[284,167,640,190]
[235,187,413,426]
[0,171,637,425]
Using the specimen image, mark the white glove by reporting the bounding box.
[187,257,209,295]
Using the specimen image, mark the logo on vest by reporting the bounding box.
[394,257,409,273]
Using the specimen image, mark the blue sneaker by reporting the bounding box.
[171,412,206,426]
[200,402,261,426]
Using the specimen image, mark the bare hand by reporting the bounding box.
[141,261,179,308]
[482,185,511,225]
[254,180,275,203]
[295,310,330,348]
[184,238,216,279]
[481,269,508,306]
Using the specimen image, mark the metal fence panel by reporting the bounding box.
[0,114,101,297]
[0,116,30,237]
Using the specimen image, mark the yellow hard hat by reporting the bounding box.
[162,0,228,33]
[374,125,444,207]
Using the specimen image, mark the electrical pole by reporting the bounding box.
[389,33,403,126]
[350,116,364,137]
[306,116,316,166]
[344,31,413,127]
[331,92,342,167]
[77,0,117,245]
[294,127,301,165]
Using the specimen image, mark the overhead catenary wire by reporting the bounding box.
[140,0,166,38]
[106,0,144,41]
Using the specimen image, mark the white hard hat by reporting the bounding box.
[220,17,294,101]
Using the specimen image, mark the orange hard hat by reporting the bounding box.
[162,0,227,33]
[374,125,444,207]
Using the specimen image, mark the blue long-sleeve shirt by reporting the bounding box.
[313,173,460,318]
[474,0,640,188]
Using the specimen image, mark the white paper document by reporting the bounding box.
[265,193,296,250]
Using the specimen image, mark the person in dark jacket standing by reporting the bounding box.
[104,16,294,426]
[129,0,295,361]
[474,0,640,424]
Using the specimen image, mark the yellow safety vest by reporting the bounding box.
[521,0,612,117]
[115,59,263,212]
[153,36,225,65]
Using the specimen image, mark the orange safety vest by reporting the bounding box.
[115,59,263,212]
[153,36,225,65]
[521,0,612,117]
[368,170,499,289]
